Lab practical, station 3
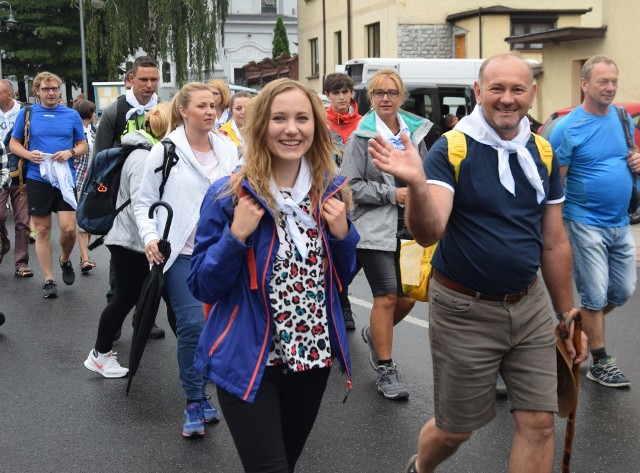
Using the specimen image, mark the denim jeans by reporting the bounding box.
[564,219,636,310]
[164,254,206,400]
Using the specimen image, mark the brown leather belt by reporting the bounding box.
[432,269,537,304]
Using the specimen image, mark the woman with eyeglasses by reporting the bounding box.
[207,79,232,130]
[341,68,434,401]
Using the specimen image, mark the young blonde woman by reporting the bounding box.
[134,83,240,438]
[207,78,231,130]
[219,91,252,151]
[188,78,359,472]
[341,68,433,400]
[84,103,171,377]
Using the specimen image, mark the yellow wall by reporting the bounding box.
[536,0,640,123]
[297,0,601,93]
[393,0,600,25]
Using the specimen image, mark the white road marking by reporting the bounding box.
[349,296,429,328]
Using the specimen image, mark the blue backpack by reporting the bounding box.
[77,139,177,247]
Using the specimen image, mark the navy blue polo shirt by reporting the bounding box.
[424,134,564,295]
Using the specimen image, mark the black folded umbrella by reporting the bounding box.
[126,201,173,395]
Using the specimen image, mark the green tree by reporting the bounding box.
[0,0,108,101]
[85,0,229,85]
[272,16,289,59]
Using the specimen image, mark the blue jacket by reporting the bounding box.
[188,174,360,403]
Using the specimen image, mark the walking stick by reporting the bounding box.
[560,309,582,473]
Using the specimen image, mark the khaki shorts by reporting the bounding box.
[428,277,557,433]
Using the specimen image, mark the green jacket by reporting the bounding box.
[341,109,433,251]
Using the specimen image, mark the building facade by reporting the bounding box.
[296,0,599,121]
[215,0,298,84]
[507,0,640,121]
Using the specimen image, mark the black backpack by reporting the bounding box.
[78,139,178,248]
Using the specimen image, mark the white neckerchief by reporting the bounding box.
[375,112,410,150]
[231,119,243,146]
[214,108,230,130]
[124,88,158,121]
[269,157,317,259]
[455,105,546,203]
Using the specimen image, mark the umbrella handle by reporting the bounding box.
[149,200,173,241]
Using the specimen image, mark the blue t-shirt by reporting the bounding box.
[11,104,86,184]
[548,105,632,227]
[425,134,564,295]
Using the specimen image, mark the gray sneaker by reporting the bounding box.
[586,356,631,388]
[403,454,418,473]
[376,363,409,400]
[496,373,508,398]
[361,326,379,371]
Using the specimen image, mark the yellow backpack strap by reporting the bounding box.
[443,129,467,182]
[532,132,553,176]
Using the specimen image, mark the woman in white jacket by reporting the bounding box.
[135,82,240,438]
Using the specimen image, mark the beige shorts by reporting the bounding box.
[428,277,557,433]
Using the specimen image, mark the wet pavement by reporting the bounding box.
[1,212,639,472]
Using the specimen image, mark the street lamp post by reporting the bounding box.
[79,0,105,94]
[79,0,88,94]
[0,1,18,80]
[0,1,17,31]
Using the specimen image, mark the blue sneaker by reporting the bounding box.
[201,396,220,423]
[183,402,205,438]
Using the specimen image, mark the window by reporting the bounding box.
[511,17,556,50]
[261,0,277,14]
[367,23,380,58]
[162,62,171,83]
[309,38,319,78]
[334,31,342,66]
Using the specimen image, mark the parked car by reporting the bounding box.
[538,102,640,146]
[228,84,259,96]
[317,93,331,109]
[538,103,640,223]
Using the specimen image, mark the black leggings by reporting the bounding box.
[217,366,331,473]
[94,245,159,353]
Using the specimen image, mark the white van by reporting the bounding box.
[344,58,484,88]
[344,58,484,135]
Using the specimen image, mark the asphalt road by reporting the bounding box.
[1,213,639,473]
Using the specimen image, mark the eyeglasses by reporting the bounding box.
[40,87,60,93]
[372,89,400,99]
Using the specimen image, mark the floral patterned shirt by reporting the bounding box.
[267,190,333,370]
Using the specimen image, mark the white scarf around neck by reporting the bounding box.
[375,113,410,150]
[270,157,317,259]
[454,105,546,204]
[231,119,243,145]
[124,88,159,121]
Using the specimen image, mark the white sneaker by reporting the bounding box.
[84,349,129,378]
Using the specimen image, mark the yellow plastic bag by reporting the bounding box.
[400,240,438,302]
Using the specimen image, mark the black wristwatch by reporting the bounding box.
[69,148,76,157]
[555,311,569,322]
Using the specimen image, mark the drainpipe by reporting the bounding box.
[478,7,483,58]
[347,0,352,60]
[322,0,327,87]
